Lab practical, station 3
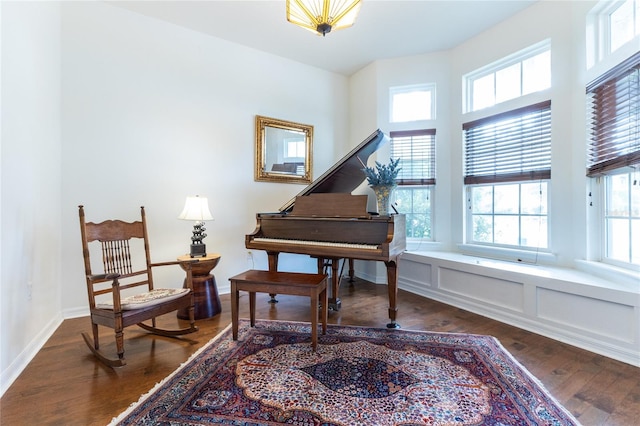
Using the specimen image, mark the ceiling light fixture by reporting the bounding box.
[286,0,362,36]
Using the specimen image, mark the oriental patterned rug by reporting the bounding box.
[110,320,579,425]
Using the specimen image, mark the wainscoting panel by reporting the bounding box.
[400,260,433,287]
[537,288,635,343]
[438,267,525,312]
[395,252,640,367]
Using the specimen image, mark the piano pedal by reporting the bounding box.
[268,293,278,304]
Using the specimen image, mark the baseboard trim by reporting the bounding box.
[64,306,89,319]
[1,313,63,397]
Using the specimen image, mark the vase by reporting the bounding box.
[371,185,396,216]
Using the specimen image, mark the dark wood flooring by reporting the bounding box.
[2,278,639,425]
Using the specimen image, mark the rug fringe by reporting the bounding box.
[489,336,581,423]
[107,323,233,426]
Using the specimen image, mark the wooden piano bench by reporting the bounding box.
[229,270,328,351]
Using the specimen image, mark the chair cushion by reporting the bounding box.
[96,288,190,310]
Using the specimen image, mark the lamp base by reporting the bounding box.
[190,244,207,258]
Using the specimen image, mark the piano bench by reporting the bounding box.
[229,270,328,351]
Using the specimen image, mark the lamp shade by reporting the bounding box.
[286,0,362,36]
[178,196,213,221]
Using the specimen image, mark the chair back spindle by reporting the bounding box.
[101,239,134,275]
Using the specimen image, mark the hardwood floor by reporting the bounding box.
[2,278,639,425]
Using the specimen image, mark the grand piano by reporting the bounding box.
[246,129,406,328]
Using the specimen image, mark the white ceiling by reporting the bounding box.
[109,0,537,76]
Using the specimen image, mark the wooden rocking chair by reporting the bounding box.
[78,205,198,367]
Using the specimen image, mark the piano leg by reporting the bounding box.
[330,259,341,311]
[348,258,355,282]
[267,251,279,304]
[315,257,342,311]
[385,259,400,329]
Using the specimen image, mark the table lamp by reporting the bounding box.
[178,195,213,258]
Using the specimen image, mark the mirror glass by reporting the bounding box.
[255,115,313,184]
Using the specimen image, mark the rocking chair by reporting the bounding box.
[78,205,198,367]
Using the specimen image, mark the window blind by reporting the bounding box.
[463,100,551,185]
[390,129,436,185]
[586,51,640,177]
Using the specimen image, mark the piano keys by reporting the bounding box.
[246,129,407,328]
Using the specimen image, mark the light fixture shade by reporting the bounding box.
[287,0,362,36]
[178,196,213,221]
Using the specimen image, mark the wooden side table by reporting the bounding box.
[177,253,221,320]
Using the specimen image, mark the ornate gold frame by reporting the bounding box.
[255,115,313,184]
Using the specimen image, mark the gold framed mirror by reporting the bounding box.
[255,115,313,184]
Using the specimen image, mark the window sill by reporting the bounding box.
[405,239,442,252]
[575,260,639,288]
[402,250,638,295]
[456,243,557,266]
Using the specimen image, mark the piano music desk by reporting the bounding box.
[229,270,328,351]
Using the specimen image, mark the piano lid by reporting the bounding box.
[279,129,389,212]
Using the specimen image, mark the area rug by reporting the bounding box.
[110,320,579,425]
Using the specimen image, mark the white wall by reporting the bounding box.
[59,1,350,315]
[1,0,350,395]
[1,1,63,394]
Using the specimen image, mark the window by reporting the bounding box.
[587,52,640,267]
[469,182,548,248]
[604,172,640,264]
[390,129,436,239]
[588,0,640,67]
[464,101,551,249]
[285,138,305,158]
[390,84,436,122]
[610,0,640,52]
[464,41,550,113]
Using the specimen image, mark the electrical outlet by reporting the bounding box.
[27,281,33,301]
[246,251,253,260]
